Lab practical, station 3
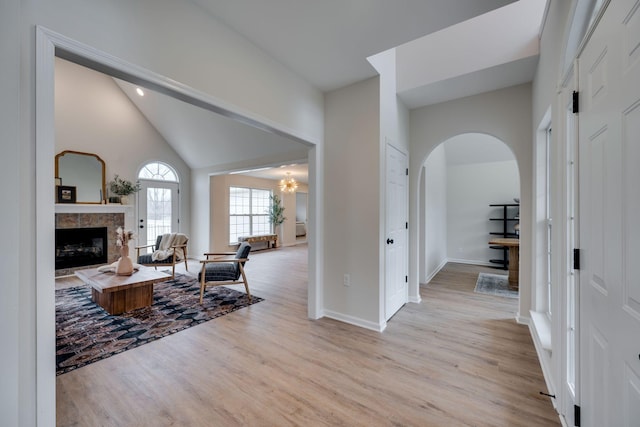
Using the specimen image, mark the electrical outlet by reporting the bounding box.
[343,273,351,287]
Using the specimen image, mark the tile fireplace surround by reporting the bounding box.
[55,204,134,277]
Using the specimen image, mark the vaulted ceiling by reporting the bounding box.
[68,1,548,180]
[190,0,517,92]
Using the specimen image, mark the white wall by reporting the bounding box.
[410,83,532,323]
[0,0,20,424]
[29,0,324,144]
[422,144,448,282]
[10,1,324,424]
[532,1,574,127]
[368,48,411,314]
[446,160,519,264]
[55,58,192,243]
[296,193,308,222]
[323,77,381,329]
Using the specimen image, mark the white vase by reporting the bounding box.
[120,195,129,205]
[115,244,134,275]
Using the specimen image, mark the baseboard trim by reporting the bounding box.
[423,258,448,284]
[446,258,495,267]
[322,310,386,332]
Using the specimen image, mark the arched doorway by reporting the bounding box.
[137,161,181,247]
[419,133,519,285]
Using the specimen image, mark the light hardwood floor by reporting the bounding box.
[56,245,559,426]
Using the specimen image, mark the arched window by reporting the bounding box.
[137,162,180,247]
[138,161,178,182]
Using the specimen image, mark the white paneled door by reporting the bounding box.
[578,0,640,425]
[385,143,408,321]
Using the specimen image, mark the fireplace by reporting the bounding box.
[55,227,108,270]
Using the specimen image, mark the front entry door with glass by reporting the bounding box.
[137,162,180,247]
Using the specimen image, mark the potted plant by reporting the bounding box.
[108,174,141,204]
[268,194,286,247]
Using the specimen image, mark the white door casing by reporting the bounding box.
[385,143,408,321]
[578,1,640,425]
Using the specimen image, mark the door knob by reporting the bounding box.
[387,238,394,244]
[139,225,144,229]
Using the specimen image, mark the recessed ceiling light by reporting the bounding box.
[136,88,144,96]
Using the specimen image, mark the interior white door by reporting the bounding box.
[578,1,640,425]
[137,180,179,248]
[385,143,408,321]
[560,65,579,426]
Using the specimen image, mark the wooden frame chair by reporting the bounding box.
[135,233,189,279]
[198,242,251,304]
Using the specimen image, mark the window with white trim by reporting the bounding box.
[229,187,272,244]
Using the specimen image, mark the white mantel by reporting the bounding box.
[55,203,135,231]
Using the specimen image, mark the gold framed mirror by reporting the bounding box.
[55,150,106,204]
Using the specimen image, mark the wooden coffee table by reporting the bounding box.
[75,266,172,315]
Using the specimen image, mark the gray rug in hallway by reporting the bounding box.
[474,272,518,299]
[56,274,263,376]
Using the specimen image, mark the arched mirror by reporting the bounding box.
[55,150,106,204]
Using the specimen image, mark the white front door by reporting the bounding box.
[385,143,408,321]
[578,1,640,425]
[137,179,179,248]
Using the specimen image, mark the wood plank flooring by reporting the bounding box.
[56,246,559,426]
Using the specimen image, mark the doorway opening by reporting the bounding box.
[419,133,520,286]
[36,27,318,419]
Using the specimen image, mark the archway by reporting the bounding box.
[419,133,519,285]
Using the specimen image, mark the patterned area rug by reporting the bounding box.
[474,272,519,299]
[56,274,262,375]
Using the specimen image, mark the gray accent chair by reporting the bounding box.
[198,242,252,303]
[135,233,189,279]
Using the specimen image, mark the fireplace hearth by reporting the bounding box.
[55,227,108,270]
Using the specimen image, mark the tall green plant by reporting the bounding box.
[268,194,286,227]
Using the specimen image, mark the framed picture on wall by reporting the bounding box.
[57,185,76,203]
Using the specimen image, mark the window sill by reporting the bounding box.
[530,311,552,352]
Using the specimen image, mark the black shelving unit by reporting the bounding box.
[489,203,519,269]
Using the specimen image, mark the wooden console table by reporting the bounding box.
[75,266,172,314]
[488,238,520,291]
[238,234,278,249]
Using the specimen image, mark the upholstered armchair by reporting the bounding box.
[198,242,251,304]
[136,233,189,278]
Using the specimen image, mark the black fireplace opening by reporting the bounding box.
[55,227,108,270]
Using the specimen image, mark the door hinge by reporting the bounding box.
[573,248,580,270]
[574,404,581,426]
[406,168,409,176]
[572,91,579,114]
[406,222,408,229]
[405,276,408,283]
